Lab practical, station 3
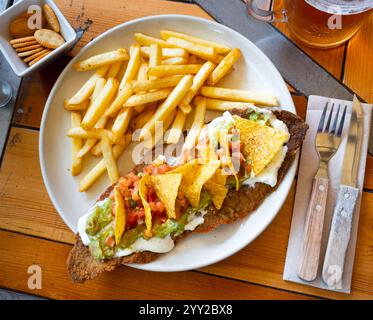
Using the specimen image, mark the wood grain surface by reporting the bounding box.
[1,0,372,300]
[0,230,314,300]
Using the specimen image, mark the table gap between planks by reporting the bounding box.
[0,0,372,300]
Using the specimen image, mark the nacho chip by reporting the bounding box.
[185,159,221,207]
[207,168,227,186]
[233,115,289,176]
[139,174,153,236]
[167,159,220,208]
[114,187,126,245]
[203,181,228,210]
[219,129,239,190]
[152,173,182,219]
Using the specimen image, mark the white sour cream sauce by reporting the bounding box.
[77,108,289,257]
[77,205,208,258]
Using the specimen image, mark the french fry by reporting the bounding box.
[112,108,133,143]
[207,48,241,86]
[74,49,129,71]
[131,75,183,93]
[149,44,162,68]
[165,37,217,62]
[77,108,109,158]
[188,55,198,64]
[160,30,231,55]
[139,75,193,139]
[79,136,131,192]
[81,78,119,128]
[134,33,175,48]
[129,103,157,131]
[70,112,82,176]
[137,60,149,82]
[166,108,186,144]
[64,100,89,111]
[182,96,206,151]
[205,98,253,111]
[140,46,189,58]
[106,61,122,78]
[133,60,149,114]
[91,77,107,101]
[179,61,216,113]
[119,44,141,89]
[77,139,98,158]
[104,83,133,117]
[117,61,128,82]
[149,44,162,80]
[200,87,279,106]
[124,88,172,107]
[148,64,202,78]
[143,109,177,150]
[67,127,113,140]
[91,125,130,157]
[65,65,109,105]
[162,57,188,65]
[101,135,119,183]
[183,105,196,131]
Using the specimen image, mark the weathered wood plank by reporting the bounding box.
[56,0,211,55]
[0,230,313,300]
[1,127,373,299]
[343,14,373,103]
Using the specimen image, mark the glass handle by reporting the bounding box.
[246,0,287,23]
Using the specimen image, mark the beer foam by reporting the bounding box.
[306,0,373,14]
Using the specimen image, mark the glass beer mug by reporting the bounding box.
[246,0,373,49]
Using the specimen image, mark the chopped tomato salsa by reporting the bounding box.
[109,163,180,231]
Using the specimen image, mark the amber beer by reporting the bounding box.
[284,0,373,48]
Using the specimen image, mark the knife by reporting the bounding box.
[322,96,364,289]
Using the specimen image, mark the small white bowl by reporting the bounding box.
[0,0,77,77]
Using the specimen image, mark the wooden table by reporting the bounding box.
[0,0,372,300]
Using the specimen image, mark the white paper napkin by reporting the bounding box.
[283,95,372,294]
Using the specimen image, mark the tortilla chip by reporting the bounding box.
[208,168,227,186]
[185,160,221,208]
[114,187,126,245]
[233,115,289,176]
[139,174,153,236]
[219,129,239,190]
[152,173,182,219]
[203,181,228,210]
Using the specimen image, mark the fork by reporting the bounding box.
[298,102,347,282]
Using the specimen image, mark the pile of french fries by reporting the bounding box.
[65,30,279,192]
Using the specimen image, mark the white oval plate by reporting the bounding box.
[40,15,296,272]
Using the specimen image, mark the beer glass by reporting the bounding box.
[246,0,373,49]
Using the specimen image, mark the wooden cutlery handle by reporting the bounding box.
[298,176,329,282]
[322,185,359,288]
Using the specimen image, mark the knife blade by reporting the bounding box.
[340,97,364,187]
[193,0,373,155]
[322,96,364,289]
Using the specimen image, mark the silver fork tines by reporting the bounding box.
[317,102,347,136]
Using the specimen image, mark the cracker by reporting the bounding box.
[23,48,49,63]
[16,44,42,52]
[9,36,35,44]
[42,4,60,33]
[17,47,44,57]
[34,29,65,49]
[12,40,38,48]
[9,17,34,38]
[28,50,52,66]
